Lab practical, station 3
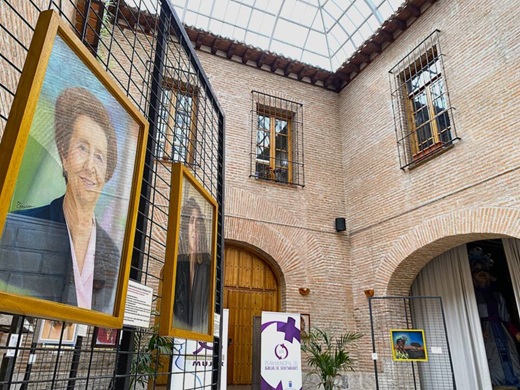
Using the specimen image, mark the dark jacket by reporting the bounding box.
[173,253,211,333]
[0,196,120,314]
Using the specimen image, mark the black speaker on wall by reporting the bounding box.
[335,217,346,232]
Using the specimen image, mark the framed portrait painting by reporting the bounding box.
[390,329,428,362]
[0,11,148,328]
[300,313,310,339]
[160,163,218,341]
[36,319,78,345]
[92,327,120,348]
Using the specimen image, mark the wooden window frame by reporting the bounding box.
[255,105,293,184]
[401,47,449,160]
[157,80,198,164]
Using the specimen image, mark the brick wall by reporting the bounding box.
[1,0,518,385]
[0,1,76,139]
[339,0,520,372]
[192,0,520,380]
[194,49,357,338]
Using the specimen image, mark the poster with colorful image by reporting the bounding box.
[390,329,428,362]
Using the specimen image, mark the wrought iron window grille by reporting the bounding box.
[389,30,459,169]
[250,90,304,186]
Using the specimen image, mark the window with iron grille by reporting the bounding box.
[389,30,458,169]
[250,91,304,186]
[156,80,198,163]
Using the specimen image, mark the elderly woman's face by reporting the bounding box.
[62,115,108,207]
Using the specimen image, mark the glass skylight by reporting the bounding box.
[127,0,406,71]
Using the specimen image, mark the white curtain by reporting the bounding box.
[503,238,520,318]
[411,245,492,390]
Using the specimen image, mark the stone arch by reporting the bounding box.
[223,187,353,323]
[377,207,520,296]
[224,216,304,308]
[224,187,327,292]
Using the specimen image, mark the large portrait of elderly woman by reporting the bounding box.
[160,163,217,341]
[0,11,148,328]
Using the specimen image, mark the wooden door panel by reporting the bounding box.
[224,245,278,385]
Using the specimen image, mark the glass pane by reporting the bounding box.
[275,168,288,183]
[256,130,270,162]
[172,92,194,161]
[430,79,447,113]
[255,162,271,180]
[173,128,188,161]
[275,150,288,168]
[412,92,435,151]
[258,114,270,131]
[275,150,289,182]
[275,118,288,135]
[275,132,288,151]
[412,92,430,128]
[437,111,452,142]
[430,79,451,138]
[406,57,441,94]
[416,122,434,149]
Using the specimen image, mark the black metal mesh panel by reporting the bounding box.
[0,0,224,389]
[369,296,456,390]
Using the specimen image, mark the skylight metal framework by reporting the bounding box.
[166,0,406,71]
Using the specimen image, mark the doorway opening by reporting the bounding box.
[468,239,520,389]
[223,245,280,386]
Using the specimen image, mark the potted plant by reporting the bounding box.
[130,326,173,388]
[301,328,362,390]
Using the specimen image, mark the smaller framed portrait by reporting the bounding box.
[92,327,120,348]
[300,313,310,339]
[390,329,428,362]
[37,319,77,345]
[159,163,218,341]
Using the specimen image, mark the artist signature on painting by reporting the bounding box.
[16,201,33,209]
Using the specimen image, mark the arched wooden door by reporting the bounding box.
[224,245,279,385]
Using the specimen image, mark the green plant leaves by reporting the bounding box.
[301,328,362,390]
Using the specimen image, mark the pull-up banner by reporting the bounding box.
[261,311,302,390]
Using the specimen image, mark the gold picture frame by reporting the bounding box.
[0,10,148,328]
[390,329,428,362]
[159,163,218,341]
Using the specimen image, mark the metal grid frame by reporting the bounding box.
[369,296,456,390]
[0,0,224,388]
[389,30,459,170]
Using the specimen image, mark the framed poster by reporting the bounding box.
[390,329,428,362]
[92,327,120,348]
[37,319,77,345]
[300,313,310,339]
[159,163,218,341]
[0,10,148,328]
